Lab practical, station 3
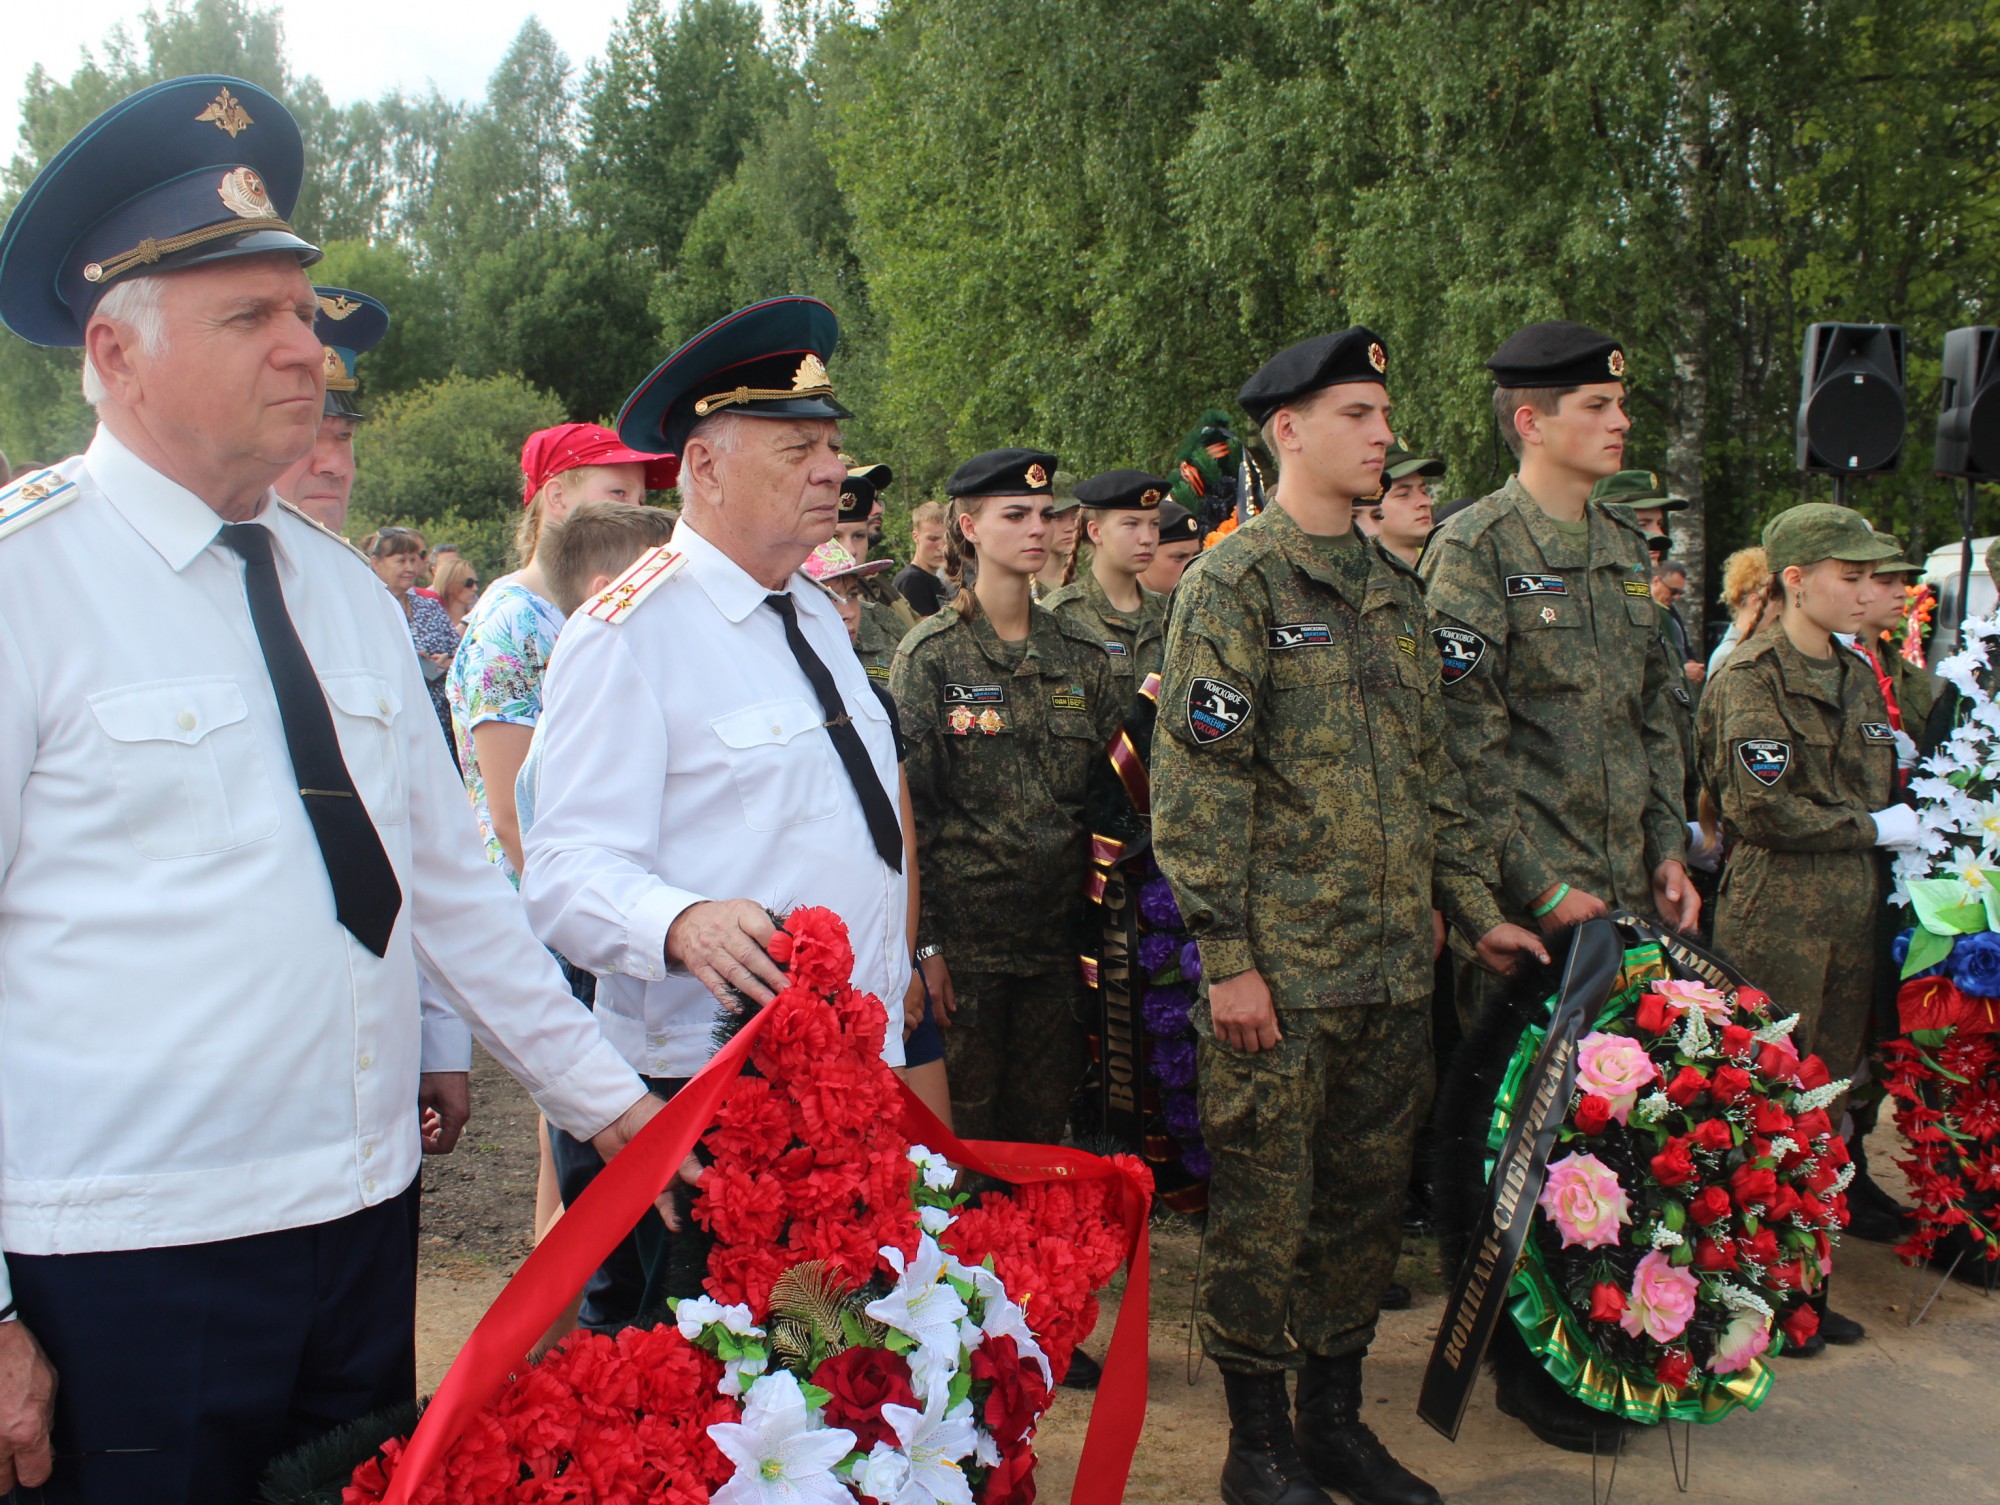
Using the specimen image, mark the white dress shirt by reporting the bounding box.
[0,429,645,1301]
[523,518,909,1076]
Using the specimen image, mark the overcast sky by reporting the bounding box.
[0,1,753,164]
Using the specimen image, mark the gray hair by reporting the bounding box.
[81,277,171,407]
[678,411,748,506]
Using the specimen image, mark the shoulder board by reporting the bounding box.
[586,544,687,622]
[1049,604,1112,649]
[1593,500,1651,542]
[1369,537,1423,584]
[276,499,373,565]
[0,469,80,543]
[1438,489,1514,547]
[899,610,960,654]
[1039,580,1087,611]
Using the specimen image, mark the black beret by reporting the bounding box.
[947,447,1058,499]
[1238,327,1389,425]
[837,475,877,523]
[1073,468,1170,510]
[1156,500,1200,545]
[1486,320,1627,387]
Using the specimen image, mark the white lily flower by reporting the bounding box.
[867,1237,970,1401]
[709,1371,857,1505]
[875,1388,980,1505]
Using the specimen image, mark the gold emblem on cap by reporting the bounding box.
[318,294,361,320]
[217,167,277,221]
[793,353,830,392]
[1646,471,1658,487]
[322,347,347,381]
[1024,463,1049,489]
[1367,342,1387,373]
[1608,349,1627,377]
[1141,488,1162,505]
[82,262,105,283]
[197,87,254,138]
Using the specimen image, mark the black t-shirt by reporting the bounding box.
[895,564,949,617]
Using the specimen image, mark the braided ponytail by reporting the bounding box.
[1061,508,1091,587]
[945,498,982,622]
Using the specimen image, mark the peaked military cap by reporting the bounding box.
[0,76,320,348]
[844,459,893,490]
[1486,320,1627,387]
[1238,326,1389,424]
[947,448,1058,499]
[838,474,877,523]
[1383,442,1445,481]
[1762,502,1902,573]
[312,286,388,422]
[1156,500,1200,545]
[1591,468,1688,512]
[1074,469,1170,510]
[617,296,851,457]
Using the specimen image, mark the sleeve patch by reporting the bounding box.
[1736,739,1791,785]
[1505,573,1569,597]
[1432,625,1487,685]
[1187,677,1251,744]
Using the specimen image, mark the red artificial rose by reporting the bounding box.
[1770,1258,1813,1292]
[1651,1137,1697,1187]
[814,1346,919,1452]
[1736,986,1772,1015]
[981,1442,1038,1505]
[1780,1302,1820,1347]
[1721,1023,1756,1058]
[1587,1282,1628,1323]
[1712,1065,1754,1105]
[1796,1054,1833,1091]
[1636,993,1676,1034]
[1655,1349,1694,1387]
[1693,1235,1737,1271]
[971,1335,1051,1447]
[1749,1098,1794,1136]
[1802,1158,1840,1194]
[1574,1094,1614,1136]
[1688,1185,1733,1225]
[1756,1040,1802,1082]
[1797,1192,1834,1226]
[1689,1118,1733,1153]
[1731,1163,1779,1208]
[1793,1107,1834,1143]
[1666,1066,1709,1107]
[1763,1184,1802,1224]
[1822,1135,1852,1169]
[1741,1227,1781,1267]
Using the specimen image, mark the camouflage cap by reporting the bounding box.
[1762,502,1903,572]
[1048,468,1082,513]
[1867,531,1922,576]
[1590,468,1688,512]
[1383,441,1445,481]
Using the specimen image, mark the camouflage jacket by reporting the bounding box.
[1696,631,1894,853]
[1152,502,1504,1011]
[854,598,905,685]
[1041,573,1169,682]
[859,568,920,631]
[1420,475,1687,917]
[890,604,1123,971]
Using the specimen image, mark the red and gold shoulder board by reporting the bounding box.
[585,545,687,623]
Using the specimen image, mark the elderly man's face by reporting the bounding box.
[275,415,358,532]
[721,418,847,553]
[133,256,324,474]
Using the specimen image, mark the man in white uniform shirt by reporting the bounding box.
[523,296,910,1330]
[0,77,663,1503]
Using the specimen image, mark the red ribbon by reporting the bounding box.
[381,1013,1150,1505]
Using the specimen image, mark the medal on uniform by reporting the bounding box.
[947,705,975,735]
[1540,605,1557,624]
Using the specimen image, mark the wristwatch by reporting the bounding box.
[913,945,942,964]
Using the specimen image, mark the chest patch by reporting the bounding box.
[1432,626,1487,686]
[1395,634,1418,659]
[1103,640,1129,656]
[1624,579,1653,598]
[1737,739,1791,786]
[1268,622,1332,650]
[1187,677,1250,745]
[1506,574,1569,598]
[943,683,1006,705]
[1670,685,1692,708]
[1861,722,1895,743]
[1050,690,1088,713]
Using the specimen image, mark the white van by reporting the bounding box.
[1923,536,1996,662]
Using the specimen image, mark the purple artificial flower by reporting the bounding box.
[1137,933,1175,976]
[1164,1091,1203,1140]
[1138,877,1183,931]
[1143,986,1194,1038]
[1150,1037,1197,1089]
[1179,940,1203,984]
[1180,1141,1213,1179]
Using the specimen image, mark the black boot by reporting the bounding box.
[1295,1354,1441,1505]
[1843,1135,1914,1245]
[1380,1282,1413,1312]
[1060,1349,1102,1391]
[1816,1283,1866,1345]
[1220,1370,1331,1505]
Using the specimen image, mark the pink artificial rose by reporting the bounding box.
[1710,1309,1772,1375]
[1537,1152,1634,1250]
[1655,979,1732,1023]
[1619,1250,1699,1343]
[1575,1032,1659,1123]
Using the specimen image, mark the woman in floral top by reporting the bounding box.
[447,424,674,884]
[363,528,457,753]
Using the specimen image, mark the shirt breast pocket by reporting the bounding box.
[321,672,410,827]
[88,678,280,859]
[1505,597,1585,694]
[1266,643,1352,760]
[711,698,842,831]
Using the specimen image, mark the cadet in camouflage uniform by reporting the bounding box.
[1043,469,1172,683]
[1695,503,1917,1352]
[1154,329,1546,1505]
[890,448,1122,1149]
[1853,535,1940,741]
[1421,323,1695,1032]
[836,465,920,636]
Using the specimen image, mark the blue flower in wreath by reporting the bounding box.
[1164,1092,1202,1140]
[1946,928,2000,998]
[1144,986,1193,1037]
[1137,932,1175,976]
[1179,940,1203,984]
[1151,1037,1197,1089]
[1138,877,1183,930]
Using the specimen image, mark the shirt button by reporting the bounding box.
[770,722,782,735]
[377,697,392,716]
[176,711,196,731]
[365,1178,377,1194]
[358,1053,372,1070]
[363,1143,374,1160]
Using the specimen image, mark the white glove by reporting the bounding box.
[1893,728,1918,772]
[1870,804,1922,850]
[1684,820,1723,874]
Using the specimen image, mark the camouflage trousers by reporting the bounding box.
[1195,997,1429,1372]
[945,968,1088,1145]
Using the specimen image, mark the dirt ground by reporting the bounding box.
[418,1049,2000,1503]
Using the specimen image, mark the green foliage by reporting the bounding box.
[0,343,89,468]
[348,373,565,574]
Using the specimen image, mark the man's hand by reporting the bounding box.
[419,1072,471,1155]
[1475,923,1551,977]
[902,969,925,1042]
[666,900,786,1008]
[0,1319,56,1494]
[590,1093,706,1232]
[1535,883,1609,937]
[1432,909,1447,961]
[1683,661,1706,685]
[920,955,955,1030]
[1210,969,1281,1054]
[1653,858,1701,933]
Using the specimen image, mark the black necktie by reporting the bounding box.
[765,592,903,872]
[219,523,403,955]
